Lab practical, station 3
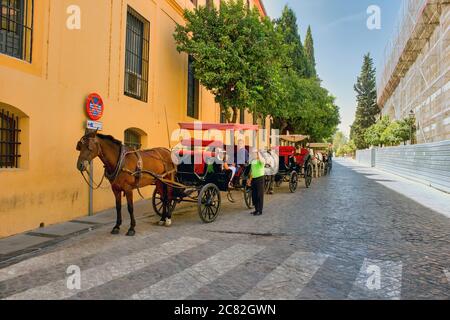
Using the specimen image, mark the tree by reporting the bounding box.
[285,78,340,141]
[333,131,348,153]
[275,6,308,78]
[174,0,279,123]
[396,118,414,144]
[381,121,404,146]
[364,115,390,147]
[304,25,317,78]
[336,139,356,157]
[350,53,379,149]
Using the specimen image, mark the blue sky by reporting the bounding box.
[264,0,402,137]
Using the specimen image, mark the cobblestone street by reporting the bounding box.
[1,159,449,300]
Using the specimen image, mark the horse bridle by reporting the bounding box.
[77,135,125,186]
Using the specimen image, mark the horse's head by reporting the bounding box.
[76,129,100,172]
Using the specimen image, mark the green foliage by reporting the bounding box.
[350,53,379,149]
[364,115,415,147]
[275,6,308,78]
[173,2,340,140]
[336,139,356,157]
[364,115,390,147]
[381,121,403,146]
[174,0,280,123]
[289,79,340,141]
[272,7,340,141]
[332,131,348,153]
[304,26,317,78]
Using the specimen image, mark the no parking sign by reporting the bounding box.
[86,93,104,121]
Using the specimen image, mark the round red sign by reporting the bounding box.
[86,93,104,121]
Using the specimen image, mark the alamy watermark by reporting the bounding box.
[367,5,381,30]
[366,264,382,290]
[66,265,81,290]
[66,5,81,30]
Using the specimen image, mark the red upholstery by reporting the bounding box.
[278,146,296,156]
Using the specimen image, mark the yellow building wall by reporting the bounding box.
[0,0,267,238]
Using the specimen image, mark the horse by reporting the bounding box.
[310,149,324,178]
[76,129,176,236]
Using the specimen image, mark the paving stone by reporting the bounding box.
[0,234,50,255]
[0,160,449,300]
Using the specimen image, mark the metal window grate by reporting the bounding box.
[0,0,33,62]
[187,55,199,119]
[124,129,141,150]
[0,109,21,168]
[124,6,149,102]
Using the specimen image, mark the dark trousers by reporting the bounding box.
[251,176,265,213]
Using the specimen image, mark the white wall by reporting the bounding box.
[356,141,450,193]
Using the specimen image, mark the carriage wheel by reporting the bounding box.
[289,171,298,193]
[152,188,177,217]
[198,184,221,223]
[305,163,313,188]
[244,185,254,209]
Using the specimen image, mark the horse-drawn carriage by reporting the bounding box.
[308,143,333,177]
[75,123,275,235]
[270,134,313,193]
[152,123,263,223]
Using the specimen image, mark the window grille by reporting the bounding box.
[0,109,21,168]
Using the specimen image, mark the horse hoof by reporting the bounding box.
[126,230,136,237]
[158,220,165,226]
[165,219,172,227]
[111,228,120,235]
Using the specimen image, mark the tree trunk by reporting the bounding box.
[231,107,238,124]
[280,119,288,134]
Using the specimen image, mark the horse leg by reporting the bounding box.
[160,183,172,227]
[111,188,122,235]
[125,190,136,236]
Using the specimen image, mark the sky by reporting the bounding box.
[264,0,403,137]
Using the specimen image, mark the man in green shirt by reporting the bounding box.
[247,148,266,216]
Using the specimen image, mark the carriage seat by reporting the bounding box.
[294,148,310,167]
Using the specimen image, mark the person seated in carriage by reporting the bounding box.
[222,153,237,188]
[205,150,236,188]
[236,139,249,165]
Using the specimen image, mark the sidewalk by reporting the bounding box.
[0,199,197,268]
[337,158,450,219]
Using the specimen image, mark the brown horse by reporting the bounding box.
[76,129,175,236]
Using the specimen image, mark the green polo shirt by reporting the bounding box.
[251,160,265,179]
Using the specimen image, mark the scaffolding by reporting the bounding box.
[377,0,450,143]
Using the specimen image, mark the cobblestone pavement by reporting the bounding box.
[1,159,449,300]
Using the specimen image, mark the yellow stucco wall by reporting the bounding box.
[0,0,267,238]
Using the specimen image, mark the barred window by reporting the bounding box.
[0,109,21,168]
[124,7,149,102]
[0,0,33,62]
[124,129,142,150]
[187,55,200,119]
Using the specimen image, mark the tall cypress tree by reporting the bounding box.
[304,25,317,78]
[350,53,379,149]
[275,6,308,78]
